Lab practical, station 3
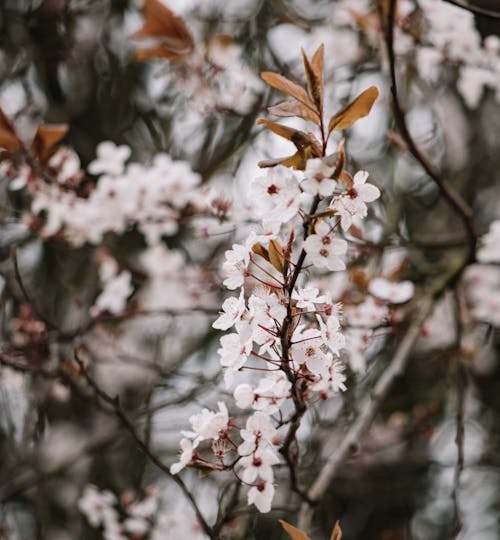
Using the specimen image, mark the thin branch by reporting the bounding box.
[297,257,469,532]
[442,0,500,19]
[73,353,216,540]
[385,0,478,262]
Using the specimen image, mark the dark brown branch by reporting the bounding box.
[73,353,216,540]
[442,0,500,19]
[385,0,478,262]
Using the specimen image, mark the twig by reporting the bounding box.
[73,353,216,540]
[385,0,477,262]
[442,0,500,19]
[297,257,468,532]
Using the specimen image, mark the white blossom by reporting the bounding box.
[331,170,380,231]
[88,141,131,176]
[247,481,275,513]
[303,220,347,271]
[368,277,415,304]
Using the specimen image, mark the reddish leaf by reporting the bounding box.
[261,72,315,109]
[268,100,319,123]
[0,108,23,153]
[330,520,342,540]
[30,124,68,162]
[328,86,379,132]
[302,47,323,112]
[132,0,194,61]
[279,519,310,540]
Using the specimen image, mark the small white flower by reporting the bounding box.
[182,402,229,446]
[303,220,347,271]
[239,447,280,483]
[331,170,380,230]
[291,327,327,374]
[368,277,414,304]
[292,286,326,311]
[238,412,277,455]
[170,438,195,474]
[477,220,500,263]
[301,158,337,197]
[217,333,252,371]
[213,289,246,330]
[316,314,345,354]
[78,485,117,528]
[251,166,303,233]
[247,481,275,513]
[88,141,131,176]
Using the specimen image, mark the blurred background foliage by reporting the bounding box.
[1,0,500,539]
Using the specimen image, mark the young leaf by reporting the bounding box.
[268,239,285,275]
[268,100,319,124]
[252,242,270,262]
[30,124,68,162]
[132,0,194,61]
[256,118,306,142]
[261,72,314,109]
[302,48,322,113]
[279,519,311,540]
[330,521,342,540]
[311,44,324,85]
[328,86,379,132]
[0,108,23,153]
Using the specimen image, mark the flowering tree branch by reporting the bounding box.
[385,0,478,263]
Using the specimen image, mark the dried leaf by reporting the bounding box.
[279,519,310,540]
[258,148,312,170]
[252,242,269,262]
[261,72,314,109]
[268,100,319,123]
[268,239,285,275]
[311,44,324,84]
[30,124,68,162]
[256,118,304,142]
[132,0,194,61]
[328,86,379,132]
[0,108,23,153]
[302,48,322,112]
[330,521,342,540]
[338,169,353,189]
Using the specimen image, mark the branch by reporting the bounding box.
[297,257,469,532]
[442,0,500,19]
[73,353,216,540]
[384,0,478,262]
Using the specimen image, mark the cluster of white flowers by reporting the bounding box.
[10,141,203,247]
[149,37,263,118]
[79,484,205,540]
[91,254,133,316]
[413,0,500,108]
[170,159,382,512]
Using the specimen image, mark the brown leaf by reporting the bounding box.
[302,48,322,113]
[261,72,315,109]
[268,100,319,124]
[252,242,269,262]
[268,239,285,275]
[0,108,23,153]
[279,519,310,540]
[257,151,302,170]
[30,124,68,162]
[311,44,324,84]
[132,0,194,61]
[256,118,305,142]
[338,169,353,189]
[328,86,379,132]
[330,521,342,540]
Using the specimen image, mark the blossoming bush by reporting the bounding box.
[0,0,500,539]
